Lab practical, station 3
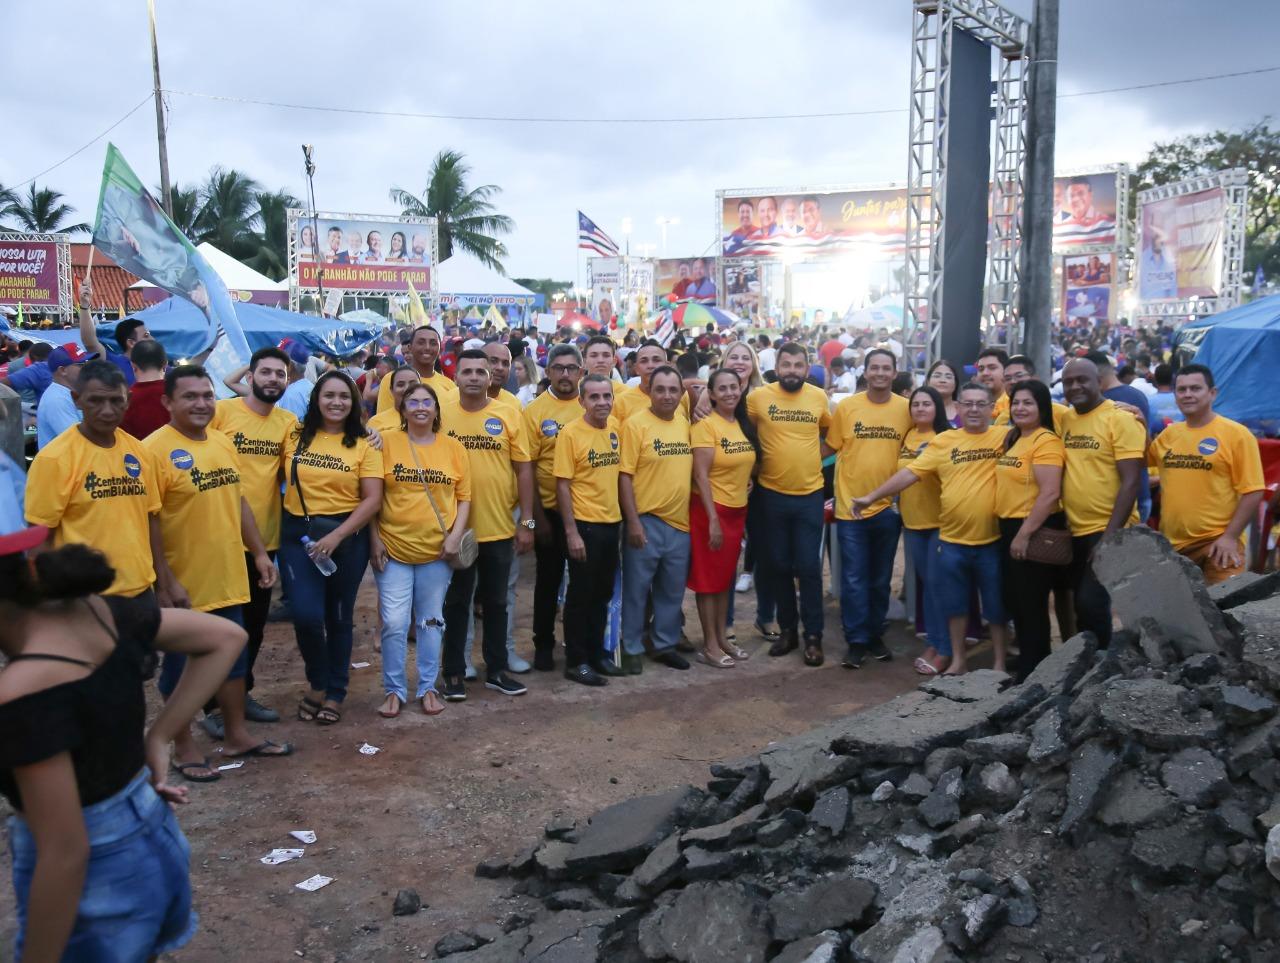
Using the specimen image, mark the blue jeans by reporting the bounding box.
[9,769,196,961]
[903,527,950,656]
[935,540,1006,624]
[156,605,245,699]
[836,511,902,646]
[375,558,452,700]
[279,512,371,703]
[758,486,825,639]
[622,514,691,655]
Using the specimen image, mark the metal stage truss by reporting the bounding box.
[0,231,72,321]
[904,0,1029,373]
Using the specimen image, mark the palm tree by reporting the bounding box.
[164,183,202,238]
[237,189,301,281]
[195,166,261,253]
[389,150,514,274]
[0,182,17,228]
[3,183,90,234]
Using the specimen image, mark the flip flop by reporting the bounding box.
[697,650,736,669]
[913,657,940,676]
[170,758,221,783]
[297,696,322,722]
[421,694,445,716]
[378,695,403,719]
[225,740,294,759]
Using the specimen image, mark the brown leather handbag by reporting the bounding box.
[1024,526,1073,566]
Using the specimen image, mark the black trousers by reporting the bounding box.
[243,551,275,693]
[563,521,621,669]
[442,538,514,680]
[1068,530,1113,648]
[532,508,568,654]
[999,515,1064,680]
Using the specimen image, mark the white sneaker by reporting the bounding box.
[735,572,753,593]
[507,643,532,675]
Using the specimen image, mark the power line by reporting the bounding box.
[9,92,154,190]
[164,63,1280,125]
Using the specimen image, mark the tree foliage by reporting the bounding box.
[0,183,90,234]
[512,277,573,305]
[1135,120,1280,278]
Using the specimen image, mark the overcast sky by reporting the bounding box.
[3,0,1276,281]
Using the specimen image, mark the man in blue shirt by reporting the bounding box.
[78,279,150,386]
[2,342,54,402]
[1149,363,1182,429]
[36,344,95,448]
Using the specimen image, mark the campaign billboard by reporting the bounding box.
[719,187,907,259]
[1138,187,1228,301]
[655,256,716,306]
[722,260,761,317]
[289,211,436,296]
[0,237,65,309]
[1051,171,1121,250]
[1061,252,1114,327]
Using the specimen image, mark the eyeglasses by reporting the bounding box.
[404,398,433,410]
[957,400,991,409]
[549,364,581,375]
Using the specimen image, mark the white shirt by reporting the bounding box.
[758,347,777,372]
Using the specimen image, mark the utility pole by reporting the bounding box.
[1019,0,1058,378]
[147,0,173,217]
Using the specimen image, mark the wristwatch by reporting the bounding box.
[520,518,536,531]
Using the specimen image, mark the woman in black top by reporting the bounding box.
[0,527,243,962]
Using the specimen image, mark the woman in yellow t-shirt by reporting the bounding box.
[899,386,951,675]
[369,384,471,718]
[689,369,758,667]
[366,366,421,434]
[280,371,383,725]
[996,380,1066,681]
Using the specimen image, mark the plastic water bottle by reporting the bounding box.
[300,536,337,576]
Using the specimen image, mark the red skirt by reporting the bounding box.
[687,497,748,594]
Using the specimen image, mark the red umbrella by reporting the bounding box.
[559,311,603,330]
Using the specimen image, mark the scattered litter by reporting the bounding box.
[351,661,371,669]
[359,743,381,755]
[295,874,333,891]
[261,848,305,865]
[290,830,317,844]
[216,761,244,771]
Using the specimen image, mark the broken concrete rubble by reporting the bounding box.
[445,527,1280,961]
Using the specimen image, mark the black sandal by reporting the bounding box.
[170,758,221,783]
[297,696,322,722]
[316,705,342,725]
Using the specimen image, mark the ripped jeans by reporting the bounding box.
[374,557,452,700]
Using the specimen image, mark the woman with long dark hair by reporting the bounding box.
[386,231,408,262]
[996,379,1066,680]
[0,533,243,961]
[926,359,961,426]
[689,368,759,666]
[280,370,383,725]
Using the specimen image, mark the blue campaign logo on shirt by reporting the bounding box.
[540,418,560,438]
[1198,438,1220,457]
[609,432,619,450]
[169,449,194,471]
[484,417,504,436]
[123,454,142,478]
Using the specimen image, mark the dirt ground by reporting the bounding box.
[0,557,992,961]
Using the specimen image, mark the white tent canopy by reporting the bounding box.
[436,255,537,306]
[126,242,288,293]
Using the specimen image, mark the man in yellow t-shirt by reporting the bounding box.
[745,342,831,663]
[375,325,457,414]
[553,373,622,686]
[482,341,523,412]
[1059,358,1146,647]
[822,348,911,666]
[1003,355,1071,431]
[583,334,629,405]
[619,365,693,674]
[524,344,585,669]
[1148,363,1265,584]
[147,365,289,780]
[977,348,1010,426]
[852,382,1010,674]
[613,340,691,422]
[437,350,533,700]
[210,345,297,722]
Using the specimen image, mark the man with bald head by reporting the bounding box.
[483,341,522,411]
[1058,358,1145,648]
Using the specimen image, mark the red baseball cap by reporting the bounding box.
[0,524,49,556]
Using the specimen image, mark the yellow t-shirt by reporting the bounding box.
[906,427,1006,545]
[620,409,693,531]
[211,398,295,551]
[613,385,690,423]
[827,392,912,520]
[1148,416,1265,550]
[690,411,756,509]
[492,388,522,412]
[376,368,457,413]
[282,428,382,517]
[553,418,621,523]
[440,397,531,542]
[995,427,1065,520]
[746,382,832,495]
[144,425,250,612]
[1060,400,1146,536]
[897,428,940,530]
[991,392,1010,427]
[25,428,162,597]
[376,430,472,564]
[523,391,585,510]
[367,408,402,433]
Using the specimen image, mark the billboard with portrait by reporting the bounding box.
[655,256,716,306]
[0,237,67,309]
[719,187,907,259]
[1138,187,1228,301]
[1061,253,1114,327]
[1051,172,1120,250]
[723,260,761,317]
[289,210,436,296]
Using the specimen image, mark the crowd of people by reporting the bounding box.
[0,278,1268,957]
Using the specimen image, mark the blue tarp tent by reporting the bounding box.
[101,299,388,358]
[1174,293,1280,425]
